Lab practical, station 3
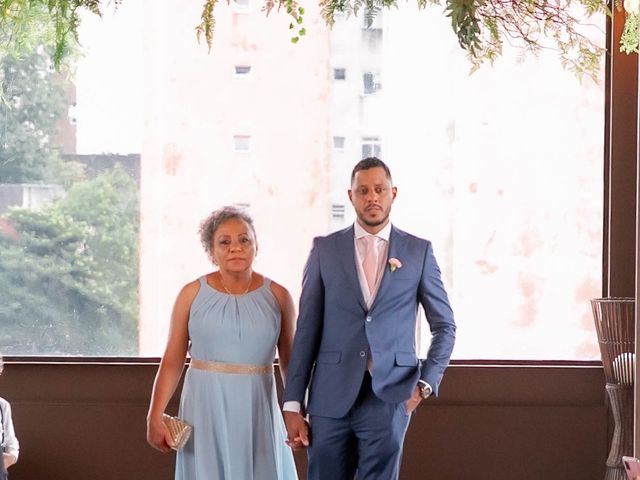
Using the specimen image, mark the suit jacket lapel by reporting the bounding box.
[371,225,408,310]
[338,226,368,311]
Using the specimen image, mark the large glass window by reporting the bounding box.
[0,2,604,359]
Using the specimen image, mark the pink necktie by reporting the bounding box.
[361,235,378,294]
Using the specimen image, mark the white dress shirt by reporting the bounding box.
[353,221,390,307]
[0,397,19,462]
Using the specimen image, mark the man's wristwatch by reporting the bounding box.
[418,383,432,400]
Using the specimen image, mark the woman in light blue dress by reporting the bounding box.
[147,206,298,480]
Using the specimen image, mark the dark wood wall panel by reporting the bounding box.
[0,362,608,480]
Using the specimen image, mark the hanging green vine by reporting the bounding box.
[197,0,608,79]
[196,0,306,45]
[195,0,218,50]
[442,0,609,79]
[0,0,614,79]
[0,0,121,65]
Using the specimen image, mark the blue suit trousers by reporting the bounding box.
[307,372,412,480]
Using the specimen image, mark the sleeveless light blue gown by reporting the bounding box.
[175,276,298,480]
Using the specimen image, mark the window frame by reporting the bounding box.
[232,134,252,152]
[232,0,251,13]
[3,13,628,368]
[234,65,252,79]
[361,135,381,158]
[362,71,382,95]
[333,68,346,80]
[332,135,346,150]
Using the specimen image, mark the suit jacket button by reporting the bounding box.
[359,351,366,357]
[366,316,372,322]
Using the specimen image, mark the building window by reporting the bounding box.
[333,136,346,150]
[332,204,346,218]
[333,68,346,80]
[362,28,383,51]
[68,103,78,125]
[363,72,382,95]
[233,0,250,12]
[233,135,251,152]
[361,136,381,158]
[234,65,251,78]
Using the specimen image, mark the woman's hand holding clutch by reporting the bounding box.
[146,414,176,452]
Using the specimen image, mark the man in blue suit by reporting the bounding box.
[283,157,456,480]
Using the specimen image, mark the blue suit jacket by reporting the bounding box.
[283,225,456,419]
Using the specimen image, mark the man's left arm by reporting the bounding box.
[417,241,456,397]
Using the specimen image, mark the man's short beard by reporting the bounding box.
[360,213,388,227]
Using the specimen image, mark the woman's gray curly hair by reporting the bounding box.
[199,206,256,263]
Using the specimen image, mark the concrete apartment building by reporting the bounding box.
[64,0,605,359]
[134,1,332,354]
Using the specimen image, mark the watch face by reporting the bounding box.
[420,386,431,399]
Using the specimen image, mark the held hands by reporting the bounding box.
[404,386,423,415]
[284,411,310,450]
[146,415,176,453]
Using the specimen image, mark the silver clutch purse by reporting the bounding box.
[162,413,193,450]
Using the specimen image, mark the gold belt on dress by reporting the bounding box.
[189,358,273,375]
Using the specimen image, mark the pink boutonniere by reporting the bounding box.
[388,258,402,272]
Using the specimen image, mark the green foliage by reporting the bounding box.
[0,47,71,183]
[445,0,481,55]
[0,4,53,60]
[445,0,608,80]
[0,0,113,67]
[320,0,349,25]
[287,5,306,42]
[196,0,218,52]
[196,0,608,80]
[213,0,604,80]
[58,165,139,319]
[453,0,609,80]
[363,3,382,28]
[0,31,139,355]
[621,12,639,53]
[316,0,607,80]
[0,166,139,355]
[197,0,305,46]
[0,0,613,81]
